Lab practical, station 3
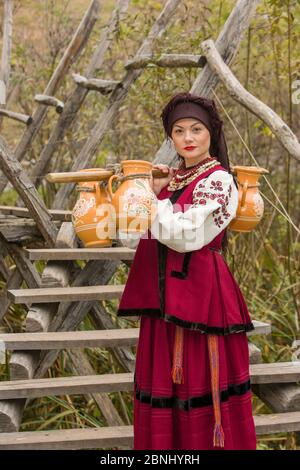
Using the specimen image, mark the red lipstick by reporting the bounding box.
[184,146,196,150]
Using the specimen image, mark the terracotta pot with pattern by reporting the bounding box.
[107,160,157,235]
[229,165,269,232]
[71,169,114,247]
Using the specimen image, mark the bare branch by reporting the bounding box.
[201,39,300,163]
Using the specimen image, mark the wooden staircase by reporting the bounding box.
[1,326,300,449]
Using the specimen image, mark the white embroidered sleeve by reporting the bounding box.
[149,170,238,253]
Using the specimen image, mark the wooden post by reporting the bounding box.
[72,74,121,94]
[0,0,13,107]
[0,234,42,288]
[0,137,58,246]
[124,53,205,69]
[34,95,64,114]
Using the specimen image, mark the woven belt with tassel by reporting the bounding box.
[171,326,225,448]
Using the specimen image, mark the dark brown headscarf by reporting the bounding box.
[161,92,232,175]
[160,92,237,254]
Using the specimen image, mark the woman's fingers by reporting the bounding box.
[153,164,170,173]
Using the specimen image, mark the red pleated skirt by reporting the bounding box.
[134,315,257,450]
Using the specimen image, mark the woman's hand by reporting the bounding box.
[150,164,175,196]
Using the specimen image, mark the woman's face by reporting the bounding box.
[171,118,211,167]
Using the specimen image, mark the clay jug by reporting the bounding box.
[229,165,269,232]
[72,169,114,247]
[107,160,157,234]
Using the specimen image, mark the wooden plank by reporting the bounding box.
[46,169,113,184]
[72,74,121,93]
[0,217,46,243]
[250,362,300,384]
[0,109,32,125]
[2,361,300,400]
[34,95,64,113]
[25,247,136,261]
[0,205,72,221]
[1,412,300,448]
[0,373,134,399]
[7,284,125,303]
[254,411,300,435]
[247,320,271,336]
[252,382,300,414]
[0,328,140,350]
[0,321,269,351]
[0,425,134,450]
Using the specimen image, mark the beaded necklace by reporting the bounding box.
[167,155,220,191]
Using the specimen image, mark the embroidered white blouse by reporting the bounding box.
[118,170,239,253]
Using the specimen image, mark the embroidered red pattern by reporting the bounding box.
[192,178,232,228]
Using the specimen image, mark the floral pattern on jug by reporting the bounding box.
[107,160,157,234]
[253,192,264,218]
[72,196,96,224]
[123,179,156,217]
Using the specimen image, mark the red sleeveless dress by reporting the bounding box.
[117,165,257,450]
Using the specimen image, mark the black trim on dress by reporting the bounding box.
[170,251,193,279]
[134,377,252,410]
[157,186,190,310]
[116,307,255,335]
[157,189,223,290]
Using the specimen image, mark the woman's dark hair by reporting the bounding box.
[161,92,237,255]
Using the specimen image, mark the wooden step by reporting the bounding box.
[0,205,72,222]
[7,285,125,303]
[0,425,134,449]
[1,412,300,449]
[250,362,300,384]
[0,373,134,400]
[25,247,136,261]
[0,361,298,401]
[254,411,300,435]
[0,328,140,350]
[248,320,271,336]
[0,322,271,352]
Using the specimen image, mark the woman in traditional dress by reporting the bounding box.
[117,92,257,450]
